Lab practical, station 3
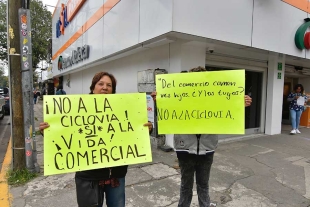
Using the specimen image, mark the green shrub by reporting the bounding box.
[7,168,37,186]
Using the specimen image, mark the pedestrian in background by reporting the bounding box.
[33,89,38,104]
[36,90,41,103]
[287,84,308,135]
[55,85,66,95]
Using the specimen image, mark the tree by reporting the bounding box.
[30,0,52,69]
[0,0,52,69]
[0,0,7,60]
[0,65,8,87]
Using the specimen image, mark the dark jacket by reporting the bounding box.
[75,165,128,181]
[56,89,66,95]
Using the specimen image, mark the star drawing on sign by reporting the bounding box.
[78,128,83,134]
[97,126,103,131]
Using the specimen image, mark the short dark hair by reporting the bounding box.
[89,72,117,94]
[294,84,304,93]
[189,66,207,73]
[57,85,63,90]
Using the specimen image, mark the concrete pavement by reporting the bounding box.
[7,100,310,206]
[0,115,11,170]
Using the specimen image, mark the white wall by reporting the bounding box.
[63,44,170,95]
[252,0,306,58]
[52,0,310,79]
[172,0,253,46]
[172,0,308,59]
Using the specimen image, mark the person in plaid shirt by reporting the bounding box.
[287,84,308,135]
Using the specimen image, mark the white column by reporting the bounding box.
[265,53,285,135]
[169,42,206,73]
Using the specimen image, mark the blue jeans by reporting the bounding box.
[177,153,214,207]
[97,177,125,207]
[290,109,302,129]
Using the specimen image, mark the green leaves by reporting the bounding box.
[7,168,37,186]
[30,0,52,69]
[0,0,52,68]
[0,0,7,60]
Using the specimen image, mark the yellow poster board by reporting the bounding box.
[43,93,152,176]
[156,70,245,134]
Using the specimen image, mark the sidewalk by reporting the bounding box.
[8,101,310,207]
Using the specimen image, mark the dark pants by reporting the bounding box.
[177,153,214,207]
[75,177,125,207]
[96,177,125,207]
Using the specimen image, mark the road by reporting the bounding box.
[0,115,11,170]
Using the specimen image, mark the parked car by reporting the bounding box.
[2,94,10,115]
[0,95,5,119]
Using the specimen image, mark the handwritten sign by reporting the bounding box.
[43,93,152,176]
[155,70,245,134]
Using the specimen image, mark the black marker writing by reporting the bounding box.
[157,108,234,120]
[54,144,146,170]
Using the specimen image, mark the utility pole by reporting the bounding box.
[8,0,26,169]
[19,4,38,172]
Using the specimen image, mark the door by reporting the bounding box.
[205,66,264,138]
[282,82,291,123]
[245,71,263,129]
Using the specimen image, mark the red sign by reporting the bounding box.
[26,150,32,157]
[295,18,310,50]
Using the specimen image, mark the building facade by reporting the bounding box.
[47,0,310,138]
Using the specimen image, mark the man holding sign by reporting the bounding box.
[152,66,252,207]
[40,72,153,207]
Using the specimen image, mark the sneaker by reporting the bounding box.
[290,129,296,135]
[296,129,301,134]
[210,203,217,207]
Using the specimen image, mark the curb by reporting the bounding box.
[0,138,12,207]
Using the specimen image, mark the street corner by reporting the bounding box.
[220,182,277,207]
[125,167,153,186]
[210,154,253,191]
[125,163,180,206]
[21,173,75,199]
[126,174,181,207]
[10,173,76,206]
[0,139,12,207]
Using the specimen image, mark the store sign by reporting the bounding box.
[56,0,87,38]
[58,45,90,70]
[295,18,310,50]
[282,0,310,13]
[56,4,69,38]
